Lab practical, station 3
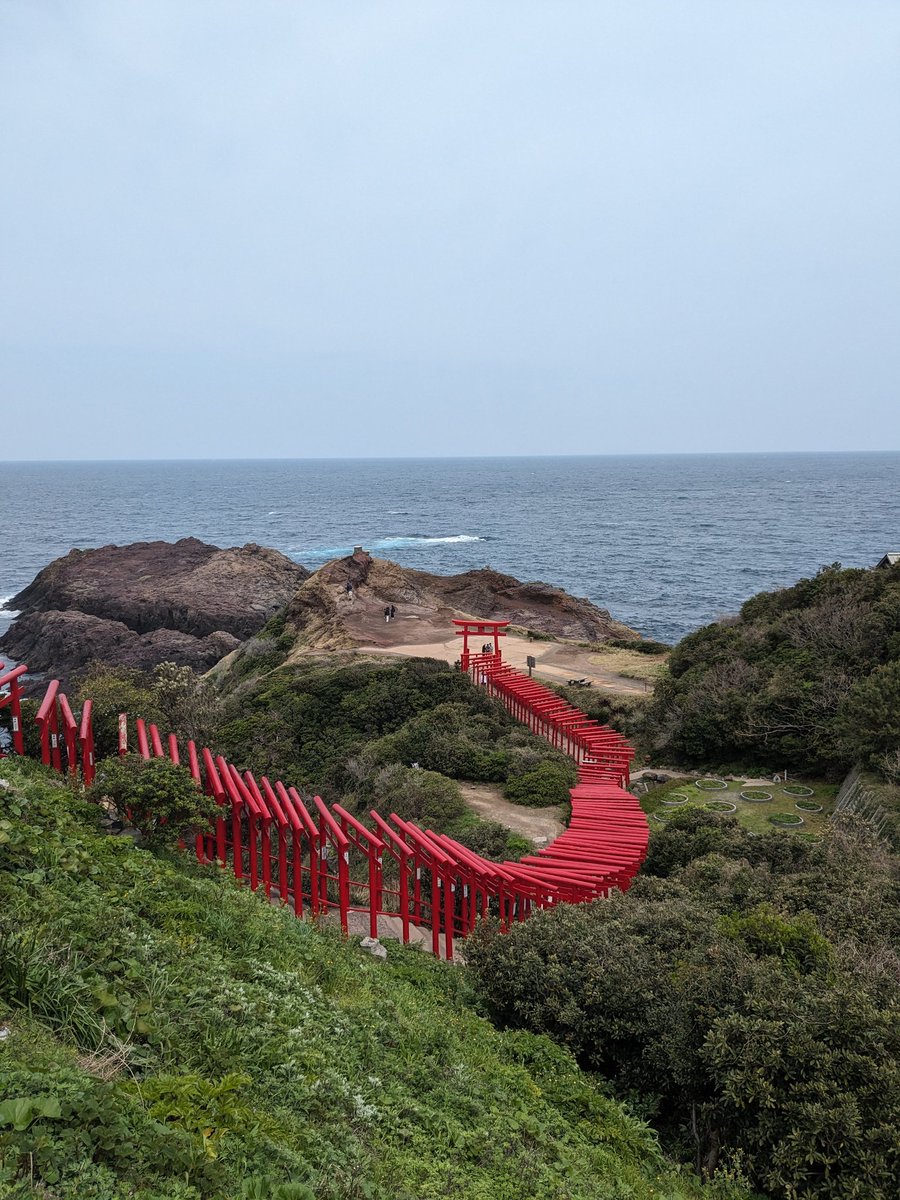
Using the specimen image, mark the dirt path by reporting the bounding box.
[359,629,649,696]
[457,781,565,843]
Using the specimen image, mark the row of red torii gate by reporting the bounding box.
[0,619,649,960]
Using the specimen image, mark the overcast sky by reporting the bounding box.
[2,2,899,459]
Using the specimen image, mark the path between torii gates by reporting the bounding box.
[359,629,648,695]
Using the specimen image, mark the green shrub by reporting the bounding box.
[451,819,532,862]
[609,638,671,655]
[467,844,900,1199]
[643,561,900,775]
[364,763,466,828]
[503,760,576,807]
[88,755,218,847]
[73,664,166,759]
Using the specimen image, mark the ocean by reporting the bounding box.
[1,453,898,648]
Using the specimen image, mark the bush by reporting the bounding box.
[364,764,467,829]
[503,760,576,807]
[451,820,532,862]
[467,869,900,1198]
[642,561,900,775]
[88,755,219,847]
[609,638,671,655]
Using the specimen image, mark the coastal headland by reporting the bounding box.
[1,540,659,693]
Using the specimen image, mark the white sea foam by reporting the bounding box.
[291,534,485,559]
[373,535,484,548]
[0,596,20,616]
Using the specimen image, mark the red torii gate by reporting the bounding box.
[453,618,508,672]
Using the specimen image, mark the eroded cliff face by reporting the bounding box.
[280,548,639,652]
[3,610,240,677]
[5,538,309,638]
[1,538,309,681]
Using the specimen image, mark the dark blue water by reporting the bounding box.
[2,454,898,647]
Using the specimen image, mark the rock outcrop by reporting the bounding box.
[281,548,638,651]
[2,539,638,682]
[1,538,309,681]
[2,611,240,678]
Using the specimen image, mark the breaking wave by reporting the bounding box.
[372,535,485,549]
[288,534,487,561]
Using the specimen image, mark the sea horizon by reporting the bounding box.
[3,449,899,465]
[2,451,898,645]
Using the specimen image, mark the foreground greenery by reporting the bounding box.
[467,808,900,1200]
[0,760,742,1200]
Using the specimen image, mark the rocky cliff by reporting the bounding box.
[281,548,639,652]
[1,538,309,680]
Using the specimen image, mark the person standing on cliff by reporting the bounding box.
[389,604,396,620]
[345,581,354,600]
[384,606,391,623]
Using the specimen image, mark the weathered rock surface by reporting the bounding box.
[1,537,308,681]
[5,537,308,638]
[282,548,638,651]
[1,610,240,679]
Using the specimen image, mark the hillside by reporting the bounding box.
[642,561,900,775]
[0,759,739,1200]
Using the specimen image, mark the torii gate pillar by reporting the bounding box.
[452,618,509,672]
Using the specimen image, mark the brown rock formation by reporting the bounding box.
[1,537,309,681]
[281,548,638,651]
[5,537,308,638]
[2,610,240,678]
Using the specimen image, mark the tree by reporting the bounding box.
[837,660,900,767]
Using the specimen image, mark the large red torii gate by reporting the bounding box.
[452,618,508,672]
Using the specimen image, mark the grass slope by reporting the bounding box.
[0,760,742,1200]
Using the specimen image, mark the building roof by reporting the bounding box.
[875,553,900,569]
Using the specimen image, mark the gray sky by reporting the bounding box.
[2,2,899,459]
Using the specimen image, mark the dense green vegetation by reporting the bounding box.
[0,760,743,1200]
[643,562,900,776]
[215,656,575,803]
[63,656,575,861]
[467,808,900,1199]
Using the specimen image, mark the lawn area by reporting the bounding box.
[586,643,669,683]
[638,776,840,839]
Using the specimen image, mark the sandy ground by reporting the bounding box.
[357,624,649,696]
[457,781,565,842]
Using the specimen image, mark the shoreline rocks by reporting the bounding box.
[1,539,640,684]
[1,537,309,683]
